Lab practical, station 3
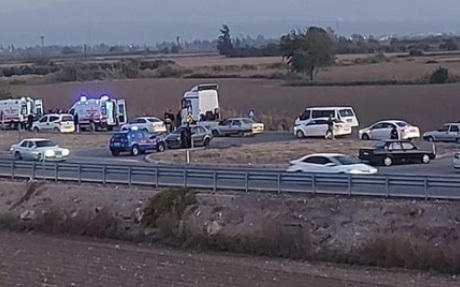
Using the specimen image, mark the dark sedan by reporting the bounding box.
[164,125,213,149]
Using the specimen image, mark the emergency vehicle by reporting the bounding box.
[180,83,220,126]
[69,94,127,131]
[0,97,44,130]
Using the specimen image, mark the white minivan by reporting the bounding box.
[32,114,75,133]
[294,107,359,127]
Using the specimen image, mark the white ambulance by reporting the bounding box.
[69,94,127,131]
[0,97,44,130]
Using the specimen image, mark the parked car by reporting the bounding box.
[358,140,435,167]
[293,119,352,138]
[120,117,167,134]
[423,123,460,143]
[109,129,166,156]
[359,120,420,140]
[210,118,264,137]
[32,114,75,133]
[10,138,70,161]
[286,153,377,174]
[453,152,460,170]
[164,125,212,149]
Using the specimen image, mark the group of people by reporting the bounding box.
[163,109,182,132]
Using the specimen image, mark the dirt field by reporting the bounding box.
[11,78,460,131]
[3,231,457,287]
[0,131,110,151]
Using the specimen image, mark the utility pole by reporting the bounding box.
[40,36,45,57]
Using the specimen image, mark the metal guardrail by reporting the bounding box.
[0,159,460,200]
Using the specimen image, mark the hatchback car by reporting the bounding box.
[32,114,75,133]
[423,123,460,143]
[109,129,166,156]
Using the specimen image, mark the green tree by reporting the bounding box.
[280,26,336,80]
[217,25,234,56]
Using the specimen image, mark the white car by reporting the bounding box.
[293,119,352,138]
[10,138,70,161]
[210,118,264,137]
[32,114,75,133]
[120,117,167,134]
[286,153,378,175]
[454,152,460,170]
[359,120,420,140]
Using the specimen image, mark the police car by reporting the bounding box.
[109,128,166,156]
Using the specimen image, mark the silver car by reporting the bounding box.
[10,138,70,161]
[210,118,264,137]
[423,123,460,143]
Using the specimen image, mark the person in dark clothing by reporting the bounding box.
[168,110,175,132]
[325,116,335,140]
[390,125,399,140]
[74,113,80,133]
[27,114,34,131]
[180,128,187,148]
[164,110,172,132]
[185,123,192,148]
[176,110,182,128]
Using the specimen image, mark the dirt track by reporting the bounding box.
[12,78,460,130]
[1,231,457,287]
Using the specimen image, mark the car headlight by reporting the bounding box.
[61,149,70,156]
[44,150,55,157]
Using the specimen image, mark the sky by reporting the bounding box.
[1,0,460,46]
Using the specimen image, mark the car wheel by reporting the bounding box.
[13,152,22,160]
[361,133,370,140]
[142,128,149,133]
[157,142,166,152]
[295,130,305,138]
[203,137,211,147]
[422,154,431,164]
[111,150,120,156]
[383,156,393,167]
[130,145,140,156]
[426,136,435,142]
[33,127,40,132]
[212,130,219,137]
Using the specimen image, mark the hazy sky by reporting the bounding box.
[2,0,460,46]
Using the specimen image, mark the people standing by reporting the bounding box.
[27,113,34,131]
[168,109,175,132]
[185,122,192,149]
[325,116,335,140]
[176,110,182,128]
[390,125,399,140]
[74,113,80,133]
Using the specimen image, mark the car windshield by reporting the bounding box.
[332,155,361,165]
[61,116,73,122]
[395,121,409,127]
[35,140,57,148]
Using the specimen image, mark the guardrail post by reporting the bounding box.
[385,177,390,198]
[11,161,14,180]
[155,168,159,188]
[312,174,316,195]
[213,171,217,192]
[32,163,36,180]
[245,172,249,193]
[128,167,132,186]
[277,173,281,194]
[54,164,58,182]
[184,169,188,188]
[102,166,106,185]
[424,178,428,201]
[348,175,352,196]
[78,165,82,184]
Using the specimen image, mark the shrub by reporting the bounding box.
[429,67,449,84]
[155,65,184,78]
[142,188,196,237]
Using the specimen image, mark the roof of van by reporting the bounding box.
[305,107,354,110]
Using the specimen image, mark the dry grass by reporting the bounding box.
[0,131,110,151]
[151,139,456,166]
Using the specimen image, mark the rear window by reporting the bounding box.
[395,121,409,127]
[61,116,73,122]
[147,118,161,123]
[112,133,128,139]
[312,110,335,118]
[339,109,354,117]
[372,141,387,149]
[242,119,254,124]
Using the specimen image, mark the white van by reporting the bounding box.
[295,107,359,127]
[32,113,75,133]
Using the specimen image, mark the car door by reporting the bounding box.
[400,141,420,163]
[304,120,326,136]
[434,125,450,142]
[300,156,335,173]
[141,131,156,152]
[231,119,243,134]
[37,116,48,131]
[388,142,405,163]
[191,126,204,147]
[48,115,60,131]
[16,140,29,159]
[218,120,232,135]
[447,125,460,142]
[369,123,387,139]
